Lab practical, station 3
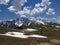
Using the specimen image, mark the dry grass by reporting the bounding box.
[0,25,60,45]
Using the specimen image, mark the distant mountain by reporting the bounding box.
[0,20,16,28]
[47,22,60,26]
[15,21,23,27]
[0,17,46,28]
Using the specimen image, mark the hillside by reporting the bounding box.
[0,25,60,45]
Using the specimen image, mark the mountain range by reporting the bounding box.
[0,17,59,28]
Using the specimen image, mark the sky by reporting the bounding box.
[0,0,60,23]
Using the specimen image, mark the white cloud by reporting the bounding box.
[15,6,46,15]
[8,6,17,12]
[20,15,27,18]
[35,17,60,24]
[29,17,36,21]
[8,0,27,12]
[46,8,55,15]
[0,0,10,5]
[30,6,47,15]
[48,17,60,24]
[8,0,55,17]
[43,17,60,24]
[36,17,46,20]
[15,0,51,15]
[11,0,27,10]
[35,3,41,8]
[41,0,51,6]
[55,17,60,24]
[15,7,30,15]
[30,0,51,15]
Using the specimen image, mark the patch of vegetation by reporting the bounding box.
[0,26,22,34]
[0,25,60,45]
[0,35,49,45]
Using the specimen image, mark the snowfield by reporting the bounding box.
[24,28,37,32]
[0,32,47,39]
[0,32,28,38]
[28,35,47,38]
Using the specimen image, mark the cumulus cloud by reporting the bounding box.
[55,17,60,24]
[29,17,36,21]
[43,17,60,24]
[15,0,51,15]
[0,0,10,5]
[8,6,17,12]
[20,15,27,18]
[30,17,60,24]
[8,0,27,12]
[41,0,51,6]
[47,17,60,24]
[36,17,46,20]
[15,7,30,15]
[35,3,41,8]
[15,5,46,15]
[11,0,27,11]
[46,8,55,15]
[29,0,51,15]
[30,0,51,15]
[30,6,47,15]
[8,0,55,16]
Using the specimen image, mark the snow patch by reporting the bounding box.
[0,32,28,38]
[0,32,47,39]
[29,35,47,38]
[26,28,37,32]
[56,26,60,28]
[15,21,23,27]
[36,20,45,25]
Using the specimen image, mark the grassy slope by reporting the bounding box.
[0,25,60,45]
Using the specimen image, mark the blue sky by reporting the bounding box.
[0,0,60,23]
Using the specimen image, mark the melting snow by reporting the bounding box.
[0,32,47,39]
[0,32,28,38]
[25,28,37,32]
[56,26,60,28]
[29,35,47,38]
